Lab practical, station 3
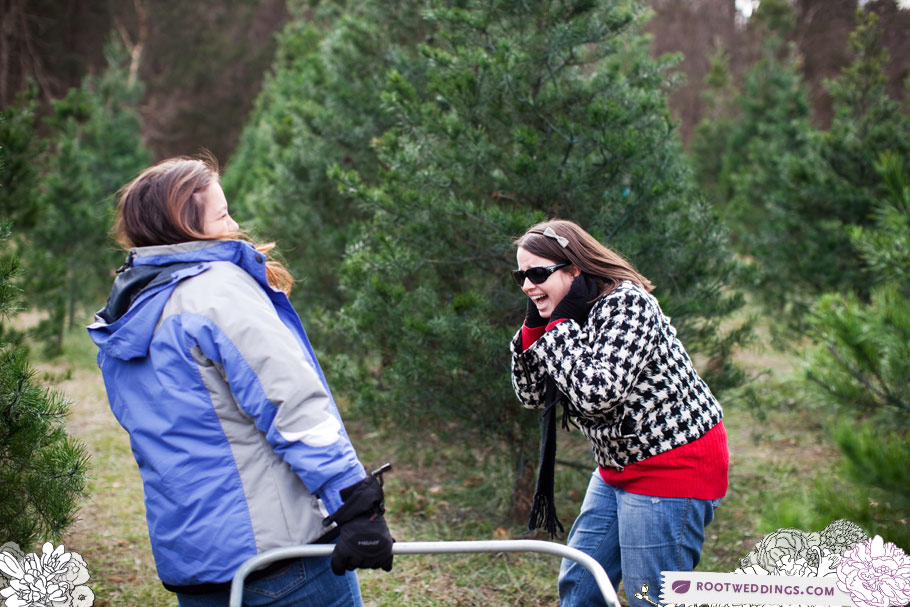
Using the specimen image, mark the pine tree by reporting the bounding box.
[690,45,739,206]
[806,8,910,249]
[693,5,910,329]
[327,0,745,513]
[804,151,909,420]
[692,0,818,329]
[24,37,152,354]
[722,32,818,324]
[0,83,44,231]
[787,151,910,550]
[772,8,910,317]
[0,223,89,550]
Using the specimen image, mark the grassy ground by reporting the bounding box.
[30,326,838,607]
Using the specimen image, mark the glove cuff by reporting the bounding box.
[324,476,385,528]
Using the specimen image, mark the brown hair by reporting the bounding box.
[114,154,294,293]
[513,219,654,296]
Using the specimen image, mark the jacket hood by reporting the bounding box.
[87,240,269,360]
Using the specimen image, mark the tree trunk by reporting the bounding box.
[508,451,538,525]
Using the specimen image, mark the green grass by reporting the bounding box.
[31,326,840,607]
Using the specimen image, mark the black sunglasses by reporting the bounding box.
[511,263,570,287]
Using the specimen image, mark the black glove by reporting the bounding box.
[332,512,393,575]
[326,476,394,575]
[524,297,546,328]
[551,273,600,324]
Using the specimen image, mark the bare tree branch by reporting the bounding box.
[114,0,147,88]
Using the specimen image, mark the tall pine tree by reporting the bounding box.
[771,152,910,551]
[0,84,44,231]
[0,223,89,549]
[25,37,151,354]
[693,5,910,329]
[693,0,817,330]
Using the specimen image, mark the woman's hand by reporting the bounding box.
[524,297,546,328]
[551,274,599,324]
[328,475,394,575]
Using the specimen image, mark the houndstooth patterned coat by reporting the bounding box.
[511,281,723,471]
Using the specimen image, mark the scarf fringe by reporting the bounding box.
[528,491,565,538]
[561,401,578,431]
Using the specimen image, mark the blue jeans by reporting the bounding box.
[559,472,722,607]
[176,556,362,607]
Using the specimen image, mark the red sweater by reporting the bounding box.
[599,421,727,499]
[522,321,728,500]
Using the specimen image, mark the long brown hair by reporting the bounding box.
[114,154,294,293]
[513,219,654,296]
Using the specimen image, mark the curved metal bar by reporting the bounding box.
[229,539,620,607]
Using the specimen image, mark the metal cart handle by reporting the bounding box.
[229,539,620,607]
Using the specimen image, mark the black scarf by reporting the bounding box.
[528,376,574,538]
[527,287,597,538]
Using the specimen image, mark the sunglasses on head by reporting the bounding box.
[511,263,570,287]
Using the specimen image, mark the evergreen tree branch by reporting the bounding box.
[818,344,910,413]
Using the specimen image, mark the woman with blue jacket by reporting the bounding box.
[88,155,392,607]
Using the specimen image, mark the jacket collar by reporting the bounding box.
[88,239,270,360]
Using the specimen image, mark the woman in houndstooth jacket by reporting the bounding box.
[509,219,728,607]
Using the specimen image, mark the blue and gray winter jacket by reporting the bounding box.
[87,239,366,589]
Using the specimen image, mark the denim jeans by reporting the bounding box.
[176,556,362,607]
[559,471,722,607]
